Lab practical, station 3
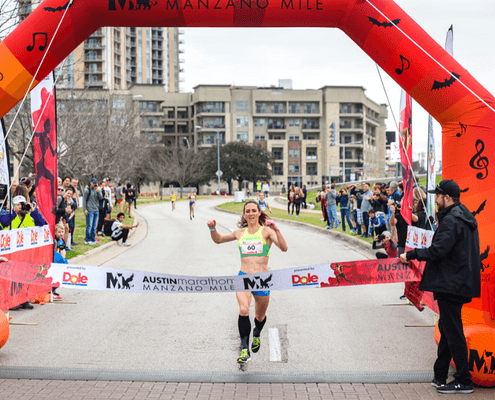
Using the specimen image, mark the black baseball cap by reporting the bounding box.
[427,179,461,198]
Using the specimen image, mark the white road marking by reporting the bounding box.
[269,327,282,362]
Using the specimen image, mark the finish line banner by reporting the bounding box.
[0,259,423,294]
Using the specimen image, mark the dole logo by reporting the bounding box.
[16,231,24,248]
[292,273,319,287]
[31,230,38,245]
[63,272,88,286]
[1,234,11,251]
[43,227,50,242]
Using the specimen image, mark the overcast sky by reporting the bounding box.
[182,0,495,163]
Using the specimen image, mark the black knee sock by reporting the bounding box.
[238,315,251,349]
[253,316,266,338]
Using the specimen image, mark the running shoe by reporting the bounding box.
[53,295,63,300]
[431,378,446,388]
[251,337,261,353]
[237,348,251,364]
[121,242,131,247]
[436,380,473,394]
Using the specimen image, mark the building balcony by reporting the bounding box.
[196,109,225,115]
[306,155,318,161]
[302,125,320,131]
[84,55,103,62]
[91,29,104,37]
[267,124,286,131]
[85,42,105,49]
[366,115,380,125]
[84,80,105,87]
[126,28,136,37]
[198,125,226,131]
[84,68,104,74]
[340,126,364,132]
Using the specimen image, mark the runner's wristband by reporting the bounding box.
[209,228,216,232]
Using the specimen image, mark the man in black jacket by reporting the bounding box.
[400,179,481,394]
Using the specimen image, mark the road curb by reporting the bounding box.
[215,206,373,252]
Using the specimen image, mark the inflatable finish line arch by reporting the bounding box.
[1,0,495,386]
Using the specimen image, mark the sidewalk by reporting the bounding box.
[1,380,493,399]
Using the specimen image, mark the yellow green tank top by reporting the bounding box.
[171,194,176,201]
[238,226,270,258]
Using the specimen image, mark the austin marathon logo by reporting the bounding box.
[31,229,38,245]
[1,233,11,252]
[243,274,273,291]
[43,227,50,242]
[106,272,135,290]
[16,231,24,248]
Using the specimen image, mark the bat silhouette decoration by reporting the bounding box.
[44,0,72,12]
[460,187,469,193]
[367,17,400,28]
[480,246,490,272]
[432,72,461,91]
[472,199,487,217]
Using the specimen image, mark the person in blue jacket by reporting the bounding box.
[367,208,387,237]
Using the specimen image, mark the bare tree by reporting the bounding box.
[147,145,211,198]
[0,0,19,41]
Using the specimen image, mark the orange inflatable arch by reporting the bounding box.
[1,0,494,386]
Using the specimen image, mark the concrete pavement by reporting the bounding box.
[1,198,493,398]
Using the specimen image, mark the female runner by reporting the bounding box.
[170,191,176,211]
[187,189,196,220]
[207,200,288,363]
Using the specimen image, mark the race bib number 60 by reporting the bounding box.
[241,241,263,255]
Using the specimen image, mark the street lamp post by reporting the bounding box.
[342,141,363,182]
[196,125,221,197]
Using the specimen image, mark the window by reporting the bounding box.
[303,103,317,114]
[139,101,147,112]
[340,103,353,113]
[254,135,265,142]
[306,149,317,160]
[289,134,300,141]
[205,102,214,112]
[254,118,265,127]
[236,116,249,127]
[289,149,300,158]
[302,118,319,129]
[268,119,284,129]
[237,131,248,142]
[112,115,125,127]
[236,100,248,112]
[345,150,353,159]
[340,119,352,129]
[289,103,301,114]
[214,102,224,112]
[255,102,266,113]
[113,99,125,110]
[269,135,282,140]
[307,164,317,175]
[148,102,158,112]
[289,165,300,173]
[273,149,283,159]
[270,103,284,113]
[273,166,283,176]
[303,134,317,140]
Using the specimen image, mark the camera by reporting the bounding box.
[0,184,7,203]
[20,202,31,212]
[377,234,385,242]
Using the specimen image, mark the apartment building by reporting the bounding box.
[129,84,388,192]
[17,2,183,92]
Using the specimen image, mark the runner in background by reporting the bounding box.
[257,192,272,214]
[207,200,288,364]
[171,191,176,211]
[188,189,196,220]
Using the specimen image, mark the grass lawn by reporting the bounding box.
[217,201,374,245]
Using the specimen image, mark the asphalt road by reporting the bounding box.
[2,198,437,375]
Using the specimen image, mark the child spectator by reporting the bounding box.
[368,208,387,237]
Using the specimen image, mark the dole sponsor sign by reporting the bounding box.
[292,273,319,287]
[31,229,39,245]
[62,271,88,287]
[16,230,25,249]
[0,232,11,252]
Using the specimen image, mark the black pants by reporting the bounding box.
[295,202,301,216]
[302,197,307,209]
[97,209,106,233]
[434,298,472,384]
[288,202,295,215]
[112,229,129,243]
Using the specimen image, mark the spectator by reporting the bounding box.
[56,188,75,249]
[256,180,262,197]
[360,182,374,237]
[102,178,113,217]
[386,181,402,203]
[281,184,286,195]
[110,212,139,246]
[368,208,387,237]
[372,231,398,259]
[82,178,103,245]
[52,223,68,299]
[349,184,364,235]
[325,183,339,230]
[389,199,408,256]
[294,186,303,218]
[62,176,75,195]
[115,182,124,213]
[262,181,269,198]
[287,185,295,216]
[316,184,328,223]
[132,185,138,209]
[412,187,432,230]
[123,183,134,218]
[348,194,358,233]
[69,178,79,247]
[97,179,110,237]
[302,185,307,209]
[19,177,36,206]
[0,193,46,229]
[337,188,354,233]
[57,177,62,187]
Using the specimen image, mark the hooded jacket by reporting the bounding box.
[406,202,481,298]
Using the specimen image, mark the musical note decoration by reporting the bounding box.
[457,122,467,138]
[0,72,3,82]
[469,139,489,180]
[395,55,410,75]
[26,32,48,52]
